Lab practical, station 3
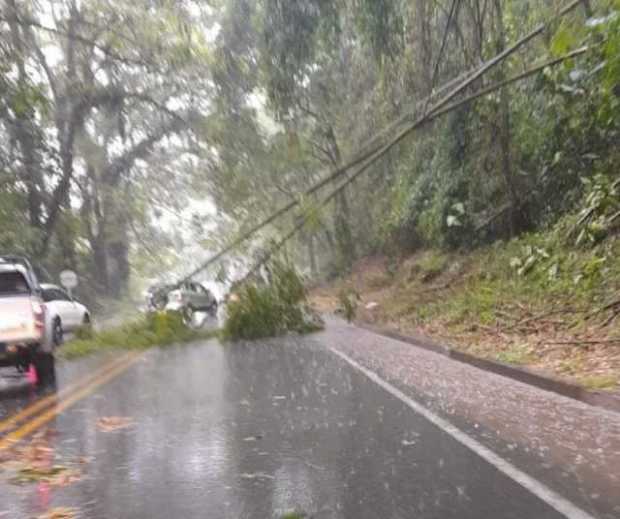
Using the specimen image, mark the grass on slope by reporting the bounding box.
[311,233,620,390]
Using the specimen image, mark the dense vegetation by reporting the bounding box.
[223,261,322,340]
[205,0,620,280]
[1,1,619,321]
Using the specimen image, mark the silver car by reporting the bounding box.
[165,282,218,319]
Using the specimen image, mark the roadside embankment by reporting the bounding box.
[310,234,620,391]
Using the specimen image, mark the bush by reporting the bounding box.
[338,287,359,322]
[223,261,323,340]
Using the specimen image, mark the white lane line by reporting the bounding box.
[330,347,596,519]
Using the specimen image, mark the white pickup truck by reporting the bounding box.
[0,256,56,385]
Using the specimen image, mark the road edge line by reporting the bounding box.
[330,347,597,519]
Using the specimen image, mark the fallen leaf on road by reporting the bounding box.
[10,465,81,487]
[96,416,134,432]
[0,435,82,488]
[38,507,78,519]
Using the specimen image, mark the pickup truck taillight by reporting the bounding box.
[32,299,45,331]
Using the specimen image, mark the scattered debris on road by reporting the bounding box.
[37,507,78,519]
[96,416,134,432]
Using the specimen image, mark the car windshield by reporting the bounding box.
[1,3,620,519]
[0,272,31,296]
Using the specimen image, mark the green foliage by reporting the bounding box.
[60,312,212,359]
[354,0,404,61]
[571,175,620,247]
[9,83,49,118]
[260,0,340,114]
[417,251,449,280]
[338,287,359,322]
[418,228,620,331]
[496,345,534,366]
[579,374,619,390]
[223,261,322,340]
[0,191,41,255]
[74,324,95,341]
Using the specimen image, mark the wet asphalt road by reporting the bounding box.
[0,322,618,518]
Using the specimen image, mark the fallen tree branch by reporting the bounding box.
[587,296,620,319]
[602,309,620,328]
[601,297,620,312]
[508,309,575,329]
[421,282,454,293]
[545,338,620,346]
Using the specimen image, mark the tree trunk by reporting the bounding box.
[38,2,81,256]
[413,0,433,95]
[92,233,110,294]
[6,0,43,231]
[57,200,78,270]
[308,233,318,278]
[325,125,356,268]
[494,0,521,236]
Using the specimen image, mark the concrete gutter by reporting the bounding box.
[357,321,620,415]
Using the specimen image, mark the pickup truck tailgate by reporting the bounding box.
[0,297,39,343]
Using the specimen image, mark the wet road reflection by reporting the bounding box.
[1,339,574,518]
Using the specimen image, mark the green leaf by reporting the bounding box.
[551,24,575,56]
[452,202,465,215]
[548,263,559,280]
[518,255,537,276]
[446,215,461,227]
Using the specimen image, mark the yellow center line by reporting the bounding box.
[0,351,144,451]
[0,352,135,435]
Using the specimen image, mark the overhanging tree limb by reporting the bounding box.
[176,0,585,285]
[239,46,591,284]
[0,12,151,68]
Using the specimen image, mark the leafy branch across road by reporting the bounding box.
[60,312,216,360]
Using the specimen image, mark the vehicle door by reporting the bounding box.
[62,289,83,329]
[42,288,64,324]
[47,289,79,329]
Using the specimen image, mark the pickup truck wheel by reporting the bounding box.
[33,350,56,387]
[52,318,64,347]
